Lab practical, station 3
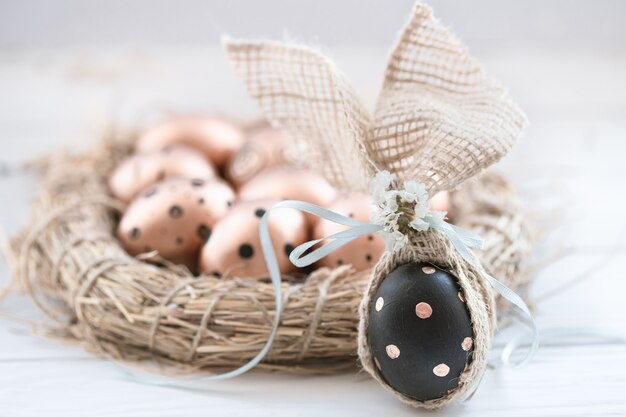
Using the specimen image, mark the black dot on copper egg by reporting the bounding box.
[238,243,254,259]
[211,271,221,278]
[337,259,344,265]
[348,213,354,218]
[191,178,205,187]
[129,227,141,239]
[368,235,374,241]
[197,224,211,242]
[144,187,157,198]
[366,254,373,262]
[227,200,233,208]
[284,243,295,257]
[156,170,166,181]
[198,197,205,205]
[367,262,474,402]
[255,208,266,218]
[169,205,183,218]
[176,236,184,245]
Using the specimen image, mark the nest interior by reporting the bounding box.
[12,134,533,375]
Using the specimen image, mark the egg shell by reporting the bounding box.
[117,177,235,272]
[199,199,308,279]
[136,116,245,168]
[429,190,452,215]
[238,167,337,224]
[367,262,474,401]
[313,193,385,271]
[109,146,216,203]
[225,127,299,188]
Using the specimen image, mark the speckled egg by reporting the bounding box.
[313,193,385,271]
[109,145,216,203]
[238,167,337,223]
[117,177,235,272]
[225,126,301,188]
[136,116,245,168]
[367,262,474,401]
[199,199,308,279]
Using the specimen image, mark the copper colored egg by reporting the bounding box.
[199,199,308,279]
[117,177,235,272]
[429,191,452,217]
[225,126,301,188]
[109,146,216,203]
[313,193,385,271]
[136,116,245,167]
[238,167,337,224]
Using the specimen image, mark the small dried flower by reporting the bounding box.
[369,171,438,252]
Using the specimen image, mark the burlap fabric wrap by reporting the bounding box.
[10,1,531,407]
[225,2,526,408]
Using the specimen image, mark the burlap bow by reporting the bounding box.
[224,4,525,195]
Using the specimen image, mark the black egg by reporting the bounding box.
[367,262,474,401]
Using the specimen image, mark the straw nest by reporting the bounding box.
[11,132,533,375]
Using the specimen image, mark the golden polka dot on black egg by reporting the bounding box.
[238,243,254,259]
[433,363,450,377]
[169,205,183,218]
[367,262,474,401]
[461,337,473,351]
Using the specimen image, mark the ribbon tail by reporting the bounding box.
[483,273,540,368]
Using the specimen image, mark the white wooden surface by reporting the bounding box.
[1,45,626,417]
